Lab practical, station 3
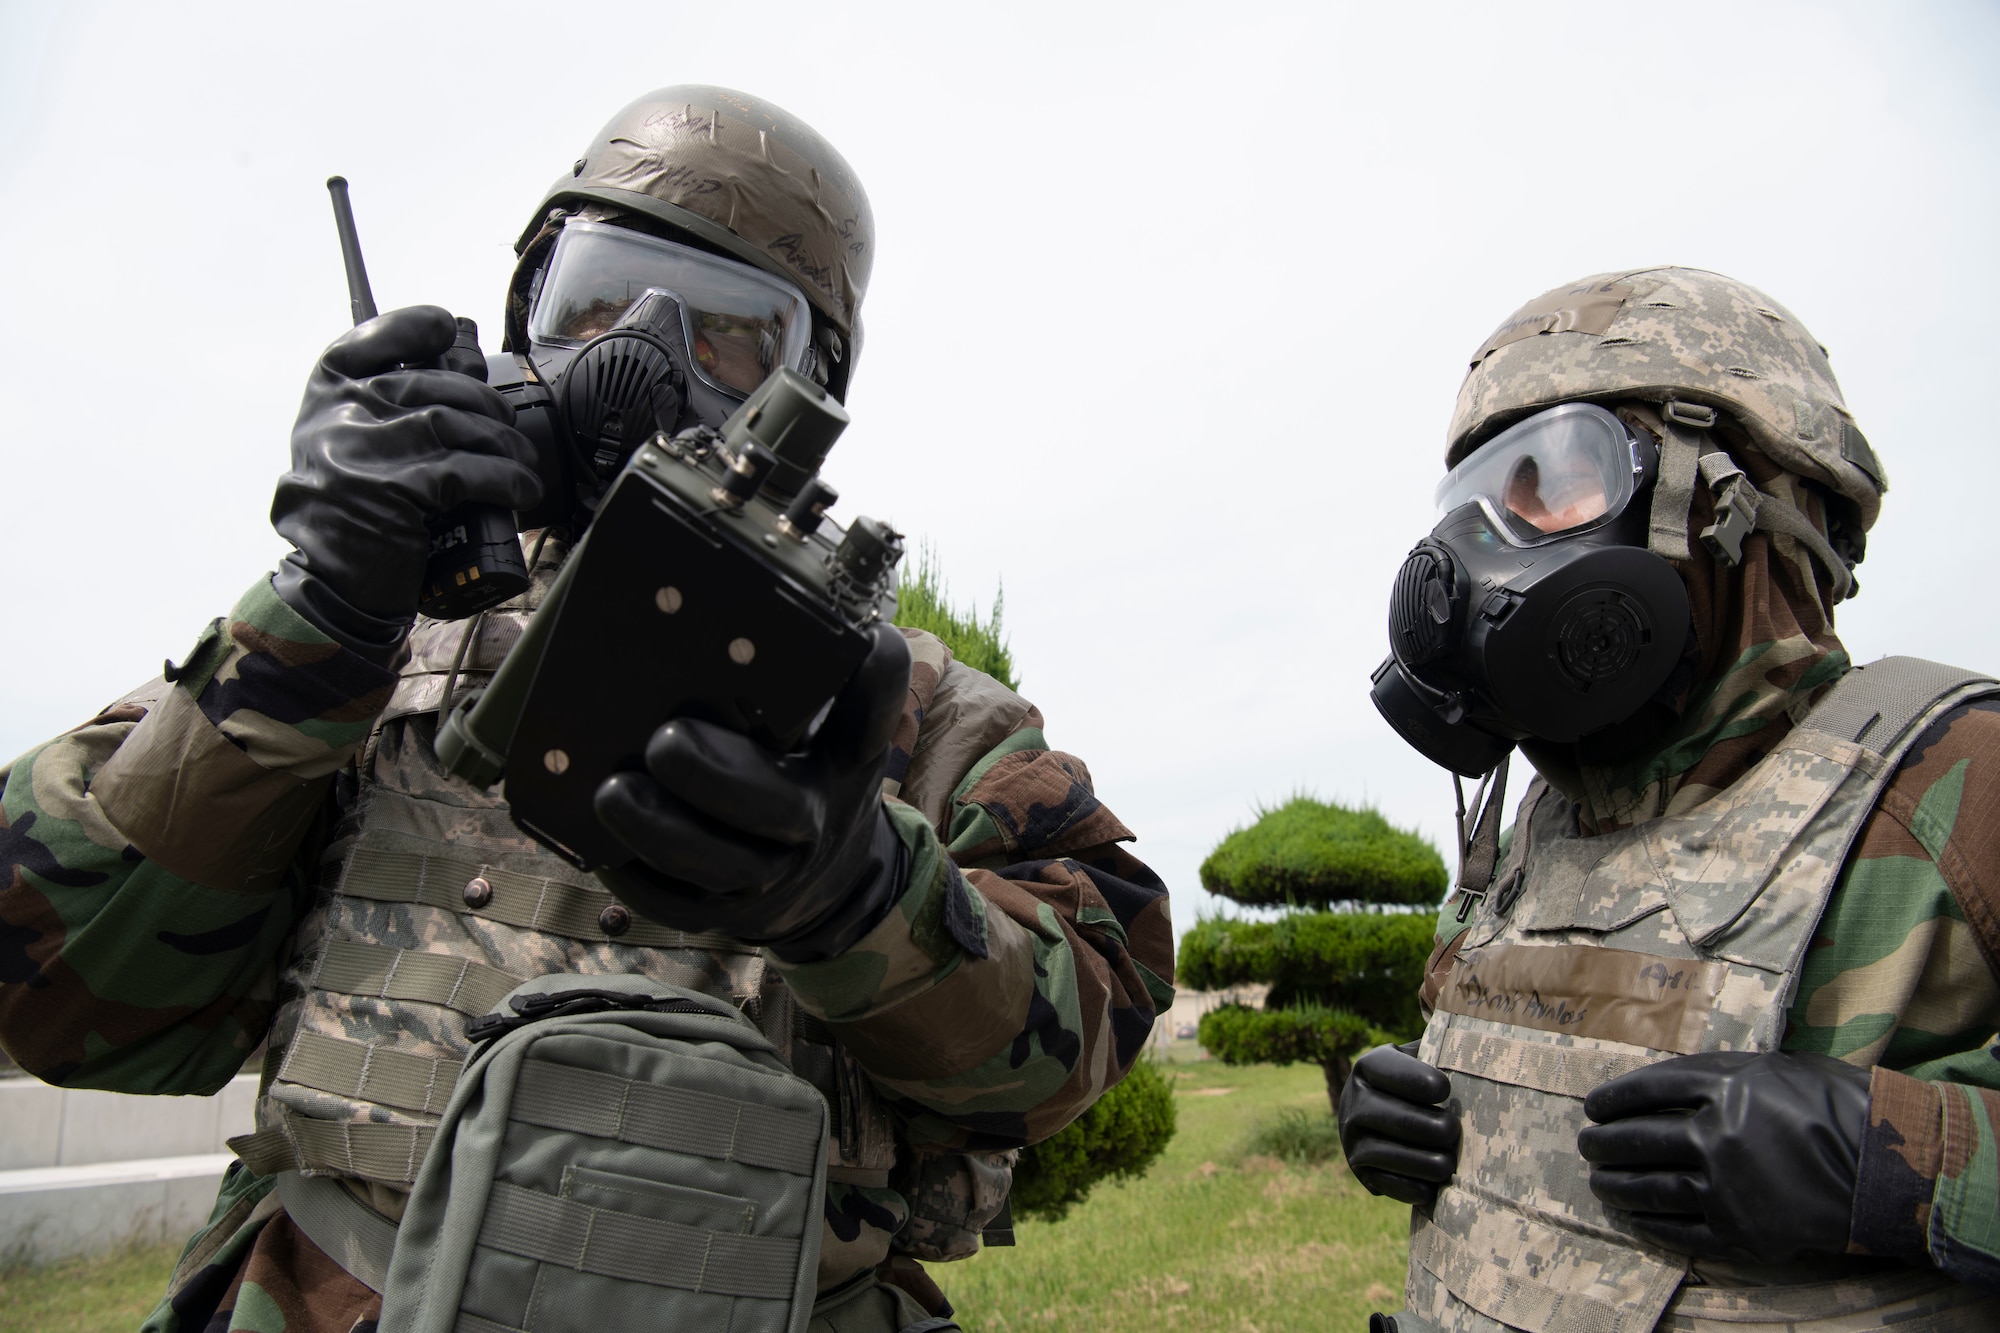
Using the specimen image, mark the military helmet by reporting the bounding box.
[1448,267,1887,531]
[518,85,873,340]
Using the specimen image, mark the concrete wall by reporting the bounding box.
[0,1074,257,1170]
[0,1073,256,1267]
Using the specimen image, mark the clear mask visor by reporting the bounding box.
[1434,402,1645,546]
[528,220,812,397]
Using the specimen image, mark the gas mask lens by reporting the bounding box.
[528,221,812,397]
[1434,402,1644,545]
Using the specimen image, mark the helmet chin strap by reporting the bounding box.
[1645,400,1857,604]
[1448,752,1512,923]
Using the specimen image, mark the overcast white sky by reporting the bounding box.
[3,1,1996,936]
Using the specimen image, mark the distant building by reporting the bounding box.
[1148,984,1270,1054]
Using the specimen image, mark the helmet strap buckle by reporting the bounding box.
[1696,453,1762,568]
[1662,400,1717,430]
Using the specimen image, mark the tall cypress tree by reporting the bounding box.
[1179,797,1446,1115]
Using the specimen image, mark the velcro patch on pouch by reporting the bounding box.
[1436,942,1724,1053]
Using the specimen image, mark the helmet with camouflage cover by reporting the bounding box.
[509,85,872,395]
[1447,268,1887,533]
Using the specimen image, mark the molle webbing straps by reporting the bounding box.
[312,939,522,1018]
[335,844,756,952]
[475,1181,803,1299]
[509,1061,825,1175]
[229,1109,435,1182]
[279,1030,461,1116]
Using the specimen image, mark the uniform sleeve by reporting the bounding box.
[771,644,1174,1152]
[0,576,394,1093]
[1783,700,2000,1289]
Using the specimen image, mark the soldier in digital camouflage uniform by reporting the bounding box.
[0,85,1174,1333]
[1340,268,2000,1332]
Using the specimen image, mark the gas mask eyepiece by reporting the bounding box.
[1370,402,1692,776]
[514,221,819,520]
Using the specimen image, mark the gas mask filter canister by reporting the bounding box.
[1370,403,1692,777]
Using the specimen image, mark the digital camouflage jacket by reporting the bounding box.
[1424,511,2000,1297]
[0,565,1175,1331]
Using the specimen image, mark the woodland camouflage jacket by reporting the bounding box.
[0,573,1175,1318]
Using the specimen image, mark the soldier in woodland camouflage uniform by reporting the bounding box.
[1342,268,2000,1332]
[0,86,1173,1333]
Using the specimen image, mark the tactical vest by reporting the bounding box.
[230,541,1015,1293]
[1407,658,2000,1333]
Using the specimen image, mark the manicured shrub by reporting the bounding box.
[1195,797,1446,1112]
[1200,796,1446,908]
[1013,1058,1177,1221]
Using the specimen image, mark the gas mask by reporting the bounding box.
[1370,402,1692,777]
[503,220,824,527]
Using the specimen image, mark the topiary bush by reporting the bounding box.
[1193,796,1446,1112]
[1012,1058,1177,1221]
[1200,796,1446,907]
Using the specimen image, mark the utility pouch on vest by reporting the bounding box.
[377,972,829,1333]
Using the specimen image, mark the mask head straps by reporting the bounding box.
[1645,400,1857,603]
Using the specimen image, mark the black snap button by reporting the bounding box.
[462,876,493,909]
[599,903,632,937]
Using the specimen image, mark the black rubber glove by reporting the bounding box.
[1578,1050,1871,1262]
[1339,1041,1461,1206]
[270,305,542,662]
[593,625,914,962]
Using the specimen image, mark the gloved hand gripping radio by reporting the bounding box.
[435,363,905,881]
[274,178,540,642]
[302,179,906,940]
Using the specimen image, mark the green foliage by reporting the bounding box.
[936,1060,1412,1331]
[1177,911,1434,1038]
[1242,1105,1345,1167]
[1193,795,1447,1109]
[1013,1057,1177,1221]
[893,541,1018,690]
[1200,795,1447,909]
[1196,1002,1380,1070]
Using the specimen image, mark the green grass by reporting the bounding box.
[1243,1106,1346,1167]
[0,1063,1414,1333]
[0,1241,180,1333]
[938,1060,1410,1331]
